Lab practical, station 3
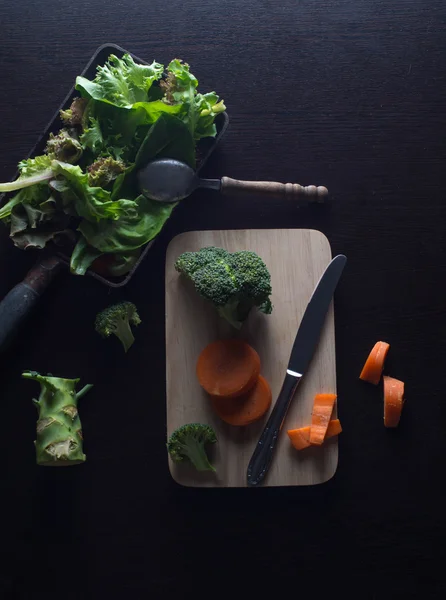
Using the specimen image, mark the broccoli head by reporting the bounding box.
[175,247,272,329]
[45,128,83,164]
[167,423,217,472]
[95,301,141,352]
[87,157,126,188]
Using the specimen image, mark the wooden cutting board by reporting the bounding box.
[165,229,338,487]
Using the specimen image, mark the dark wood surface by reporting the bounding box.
[1,1,446,598]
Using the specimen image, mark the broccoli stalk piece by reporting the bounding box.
[22,371,93,466]
[167,423,217,472]
[95,301,141,352]
[175,247,273,329]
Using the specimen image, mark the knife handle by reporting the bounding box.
[221,177,328,203]
[247,371,302,486]
[0,254,63,353]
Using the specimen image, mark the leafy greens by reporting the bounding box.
[0,53,225,276]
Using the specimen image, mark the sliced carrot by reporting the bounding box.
[210,374,272,426]
[360,341,390,385]
[383,376,405,427]
[288,419,342,450]
[197,339,260,398]
[309,393,337,445]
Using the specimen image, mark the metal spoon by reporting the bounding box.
[137,158,328,204]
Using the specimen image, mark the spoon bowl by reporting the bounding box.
[137,158,200,203]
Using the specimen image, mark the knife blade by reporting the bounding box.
[247,254,347,486]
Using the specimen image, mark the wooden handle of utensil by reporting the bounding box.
[221,177,328,202]
[0,254,63,353]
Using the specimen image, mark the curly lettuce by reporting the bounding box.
[50,161,138,222]
[161,60,225,140]
[79,195,176,253]
[76,54,164,107]
[0,52,226,274]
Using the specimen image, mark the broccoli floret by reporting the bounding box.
[95,301,141,352]
[60,98,88,127]
[175,246,272,329]
[87,156,126,188]
[167,423,217,472]
[45,128,83,163]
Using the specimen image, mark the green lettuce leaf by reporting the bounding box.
[194,92,226,139]
[79,195,176,253]
[18,155,53,176]
[70,235,103,275]
[76,54,164,107]
[70,237,141,277]
[163,59,198,103]
[0,155,54,194]
[131,100,182,123]
[109,113,195,206]
[51,161,138,222]
[161,60,225,140]
[0,183,50,220]
[9,195,71,250]
[105,249,141,276]
[80,103,150,161]
[79,117,104,155]
[76,54,183,128]
[135,113,195,169]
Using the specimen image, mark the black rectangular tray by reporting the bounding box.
[4,43,229,288]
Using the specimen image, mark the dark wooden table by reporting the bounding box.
[1,1,446,598]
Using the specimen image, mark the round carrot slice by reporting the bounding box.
[210,374,272,426]
[383,375,405,427]
[196,339,260,398]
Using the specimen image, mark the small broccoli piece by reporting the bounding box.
[60,98,88,127]
[95,301,141,352]
[167,423,217,472]
[175,246,272,329]
[87,157,126,188]
[45,128,83,163]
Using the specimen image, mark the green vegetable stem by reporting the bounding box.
[22,371,93,466]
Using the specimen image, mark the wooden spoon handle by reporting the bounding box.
[220,177,328,202]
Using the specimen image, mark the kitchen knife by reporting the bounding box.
[247,254,347,486]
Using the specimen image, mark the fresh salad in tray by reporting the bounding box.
[0,53,225,277]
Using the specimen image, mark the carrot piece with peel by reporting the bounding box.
[309,393,337,445]
[210,375,272,426]
[288,419,342,450]
[196,339,260,399]
[383,376,405,427]
[360,341,390,385]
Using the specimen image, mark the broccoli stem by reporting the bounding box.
[23,372,92,466]
[76,383,94,400]
[181,439,216,472]
[217,302,243,330]
[114,318,136,353]
[0,170,54,192]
